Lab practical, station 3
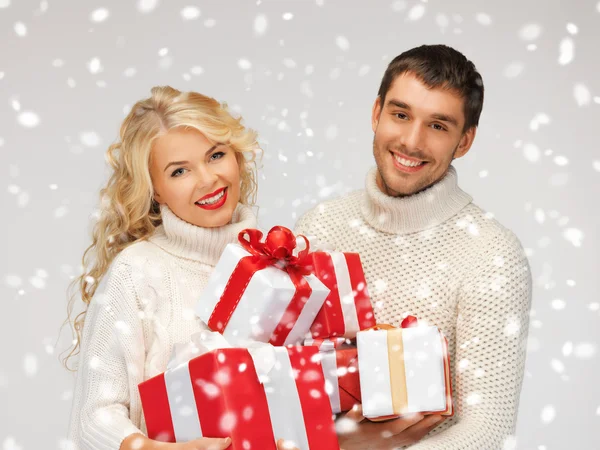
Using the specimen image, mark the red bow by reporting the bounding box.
[237,226,312,273]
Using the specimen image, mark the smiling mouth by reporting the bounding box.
[195,187,228,209]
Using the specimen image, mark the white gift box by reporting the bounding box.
[357,325,453,419]
[197,242,329,346]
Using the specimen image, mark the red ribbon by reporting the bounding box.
[207,226,314,346]
[400,315,418,328]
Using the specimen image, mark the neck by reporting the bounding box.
[148,203,258,265]
[361,165,472,234]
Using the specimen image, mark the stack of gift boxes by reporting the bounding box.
[138,226,454,449]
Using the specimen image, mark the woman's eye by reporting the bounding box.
[171,168,186,177]
[210,151,226,161]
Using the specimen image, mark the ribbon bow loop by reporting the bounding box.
[238,226,312,271]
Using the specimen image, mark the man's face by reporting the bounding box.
[372,72,476,197]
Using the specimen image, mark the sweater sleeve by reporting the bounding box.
[408,232,532,450]
[68,261,147,449]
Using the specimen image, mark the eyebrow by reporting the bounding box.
[386,99,460,128]
[163,143,221,172]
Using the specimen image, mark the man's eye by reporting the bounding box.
[432,124,446,131]
[395,113,408,120]
[171,168,186,177]
[211,151,226,160]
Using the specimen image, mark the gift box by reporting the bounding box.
[196,226,329,346]
[308,251,376,339]
[356,317,453,420]
[138,331,339,450]
[305,338,361,414]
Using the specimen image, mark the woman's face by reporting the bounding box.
[149,127,241,228]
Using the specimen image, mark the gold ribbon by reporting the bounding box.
[365,324,409,415]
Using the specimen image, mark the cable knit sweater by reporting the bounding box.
[67,203,257,450]
[295,166,532,450]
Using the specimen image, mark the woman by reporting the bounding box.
[64,86,295,450]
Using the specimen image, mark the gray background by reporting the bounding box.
[1,0,599,448]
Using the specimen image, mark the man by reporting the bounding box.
[296,45,532,449]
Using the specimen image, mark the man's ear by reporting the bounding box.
[454,126,477,159]
[371,96,383,133]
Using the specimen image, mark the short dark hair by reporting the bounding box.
[377,45,484,131]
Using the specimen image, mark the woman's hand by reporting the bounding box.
[276,438,300,450]
[120,433,232,450]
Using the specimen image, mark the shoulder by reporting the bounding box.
[295,190,364,231]
[461,203,529,270]
[101,239,174,291]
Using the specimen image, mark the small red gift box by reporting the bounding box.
[309,251,376,339]
[305,338,362,414]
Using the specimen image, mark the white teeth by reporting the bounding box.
[394,154,424,167]
[197,189,225,205]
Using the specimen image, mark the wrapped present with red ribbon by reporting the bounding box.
[356,316,454,421]
[138,331,339,449]
[304,337,361,414]
[308,251,376,339]
[196,226,329,346]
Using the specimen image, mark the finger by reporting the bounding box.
[341,403,364,423]
[395,414,444,445]
[276,438,299,450]
[377,412,425,435]
[193,437,232,450]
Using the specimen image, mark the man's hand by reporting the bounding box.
[336,405,445,450]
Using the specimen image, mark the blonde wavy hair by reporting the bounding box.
[61,86,260,371]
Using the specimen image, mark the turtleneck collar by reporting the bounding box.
[360,165,472,235]
[148,203,257,265]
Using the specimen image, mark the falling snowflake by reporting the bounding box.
[325,124,338,140]
[593,160,600,172]
[17,110,40,128]
[566,23,578,34]
[558,38,574,65]
[137,0,159,14]
[24,353,38,377]
[523,142,541,162]
[503,62,524,79]
[406,4,425,21]
[540,405,556,424]
[562,228,583,247]
[90,8,109,23]
[475,12,492,25]
[562,341,573,356]
[336,36,350,51]
[87,57,103,74]
[282,12,293,20]
[2,437,23,450]
[14,21,27,37]
[79,131,101,147]
[0,0,12,9]
[529,113,550,131]
[574,342,595,359]
[181,6,200,20]
[519,23,541,41]
[238,58,252,70]
[254,14,268,35]
[573,83,591,106]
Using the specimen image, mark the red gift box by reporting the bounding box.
[139,336,339,450]
[309,251,376,339]
[306,338,362,414]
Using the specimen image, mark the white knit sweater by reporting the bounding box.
[295,166,532,450]
[67,203,257,450]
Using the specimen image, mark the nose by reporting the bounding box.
[195,163,219,192]
[399,122,425,153]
